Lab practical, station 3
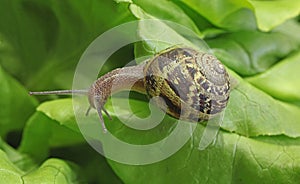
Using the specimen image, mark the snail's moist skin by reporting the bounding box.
[88,63,146,109]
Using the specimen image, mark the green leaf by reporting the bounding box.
[223,71,300,137]
[0,138,36,172]
[180,0,257,31]
[129,0,202,37]
[0,66,37,137]
[0,149,24,183]
[0,0,134,91]
[2,0,300,183]
[248,0,300,31]
[246,51,300,103]
[19,99,123,183]
[31,96,300,182]
[51,144,122,184]
[180,0,300,31]
[108,128,300,184]
[207,29,300,76]
[22,159,84,184]
[129,4,210,58]
[18,101,85,163]
[36,99,82,133]
[0,149,85,184]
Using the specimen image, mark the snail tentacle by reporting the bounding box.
[94,96,108,133]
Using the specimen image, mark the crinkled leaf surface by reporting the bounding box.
[99,2,300,183]
[22,159,83,184]
[223,72,300,137]
[180,0,300,31]
[0,139,85,183]
[129,3,210,57]
[1,0,300,183]
[109,129,300,184]
[207,28,300,76]
[33,98,300,183]
[0,149,84,184]
[0,138,35,173]
[17,99,122,184]
[128,0,202,36]
[180,0,256,31]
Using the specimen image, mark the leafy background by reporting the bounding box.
[0,0,300,183]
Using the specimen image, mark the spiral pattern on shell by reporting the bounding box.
[143,46,230,122]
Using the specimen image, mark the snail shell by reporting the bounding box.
[144,46,230,122]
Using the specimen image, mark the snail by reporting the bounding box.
[30,46,230,132]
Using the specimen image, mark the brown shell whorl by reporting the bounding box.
[143,46,230,122]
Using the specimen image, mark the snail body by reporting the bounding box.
[30,46,230,132]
